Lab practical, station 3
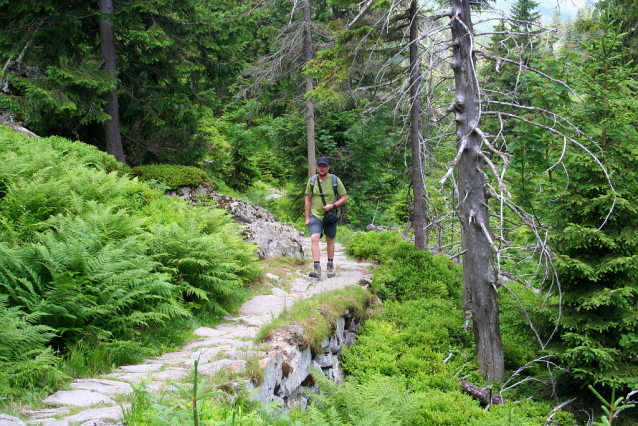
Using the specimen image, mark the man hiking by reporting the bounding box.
[305,157,348,278]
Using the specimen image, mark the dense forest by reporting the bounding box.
[1,0,637,423]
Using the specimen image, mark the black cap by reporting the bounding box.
[317,157,330,165]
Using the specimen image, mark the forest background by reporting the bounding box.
[1,0,638,423]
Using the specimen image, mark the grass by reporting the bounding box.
[257,286,371,353]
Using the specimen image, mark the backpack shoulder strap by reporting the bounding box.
[332,174,340,201]
[310,174,318,197]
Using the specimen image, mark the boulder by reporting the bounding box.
[166,183,274,223]
[241,221,303,260]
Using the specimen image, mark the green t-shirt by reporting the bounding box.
[305,174,347,220]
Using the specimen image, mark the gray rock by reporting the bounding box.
[271,287,288,297]
[266,273,282,282]
[0,414,26,426]
[64,406,125,424]
[152,370,189,381]
[188,347,224,364]
[43,391,115,407]
[314,353,333,368]
[157,351,192,360]
[166,184,275,223]
[241,221,304,260]
[21,409,70,420]
[198,359,247,375]
[192,327,227,338]
[115,364,162,373]
[27,421,68,426]
[239,295,286,317]
[70,379,132,396]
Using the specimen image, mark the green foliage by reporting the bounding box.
[371,242,463,301]
[346,231,403,260]
[132,165,209,189]
[342,298,476,391]
[0,295,63,394]
[302,373,421,426]
[589,385,635,426]
[0,131,259,394]
[530,12,638,389]
[0,0,259,163]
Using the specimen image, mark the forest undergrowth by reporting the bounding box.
[1,128,635,425]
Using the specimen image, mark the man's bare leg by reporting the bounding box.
[309,233,322,278]
[311,233,321,262]
[326,237,335,260]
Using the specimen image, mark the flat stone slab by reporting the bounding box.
[27,420,68,426]
[188,347,225,368]
[238,295,285,317]
[43,391,115,407]
[115,364,162,373]
[0,414,26,426]
[310,276,364,295]
[64,406,125,424]
[70,379,132,396]
[198,359,247,375]
[192,327,228,338]
[271,287,288,297]
[240,315,270,327]
[183,337,242,351]
[104,372,149,383]
[157,351,191,360]
[290,278,312,293]
[22,409,70,420]
[152,370,189,381]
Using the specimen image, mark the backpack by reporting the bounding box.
[310,174,341,201]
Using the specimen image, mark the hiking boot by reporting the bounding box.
[309,263,321,278]
[327,261,335,278]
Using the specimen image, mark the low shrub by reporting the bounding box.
[372,241,463,301]
[346,230,403,260]
[132,164,209,189]
[0,295,63,395]
[342,297,478,390]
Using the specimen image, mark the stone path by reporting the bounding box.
[7,242,372,426]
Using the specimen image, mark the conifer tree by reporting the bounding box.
[541,9,638,388]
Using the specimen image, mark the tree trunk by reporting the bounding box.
[99,0,127,165]
[449,0,504,383]
[409,0,426,250]
[303,0,316,178]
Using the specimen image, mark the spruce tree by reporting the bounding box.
[542,11,638,388]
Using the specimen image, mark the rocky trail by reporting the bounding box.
[1,241,372,426]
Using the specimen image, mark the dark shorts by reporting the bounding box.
[309,215,338,239]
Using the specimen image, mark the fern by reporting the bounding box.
[303,371,421,426]
[0,294,64,393]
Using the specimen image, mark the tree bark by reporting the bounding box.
[303,0,316,178]
[409,0,426,250]
[449,0,504,383]
[99,0,127,165]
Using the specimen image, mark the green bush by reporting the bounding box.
[132,164,209,189]
[371,241,463,301]
[0,131,260,394]
[342,298,477,391]
[346,230,403,260]
[0,295,63,394]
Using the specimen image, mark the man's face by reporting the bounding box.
[316,163,330,176]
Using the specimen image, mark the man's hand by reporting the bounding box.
[322,203,334,212]
[305,217,310,227]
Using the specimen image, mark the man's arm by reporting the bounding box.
[305,195,312,226]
